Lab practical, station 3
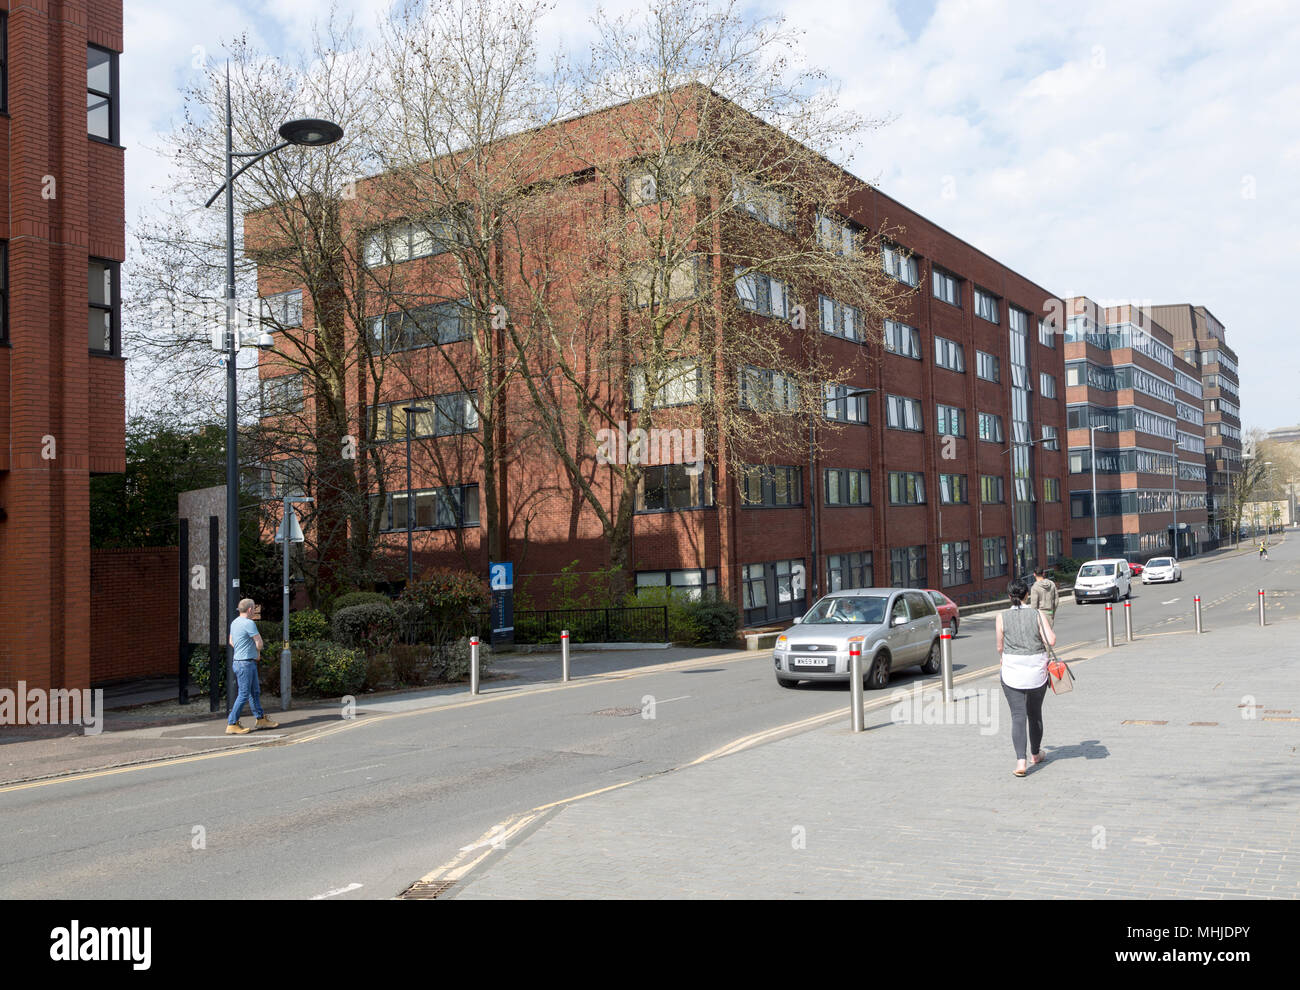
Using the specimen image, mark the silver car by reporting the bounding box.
[773,588,943,690]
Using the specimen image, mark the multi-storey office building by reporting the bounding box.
[253,89,1067,626]
[1147,305,1241,545]
[1064,299,1208,561]
[0,1,126,691]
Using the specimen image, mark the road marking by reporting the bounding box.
[1162,599,1180,605]
[654,695,692,705]
[311,883,363,899]
[0,747,258,795]
[176,734,285,740]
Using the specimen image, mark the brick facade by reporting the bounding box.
[89,547,179,683]
[0,0,126,692]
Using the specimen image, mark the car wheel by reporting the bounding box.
[776,676,799,689]
[951,618,959,636]
[868,652,891,690]
[920,639,941,675]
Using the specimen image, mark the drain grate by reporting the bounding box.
[398,879,455,900]
[592,707,642,717]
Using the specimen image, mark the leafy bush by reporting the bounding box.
[1051,556,1086,586]
[295,640,367,697]
[684,597,741,645]
[187,646,221,695]
[332,602,399,651]
[256,640,316,694]
[289,609,330,641]
[398,569,491,643]
[329,591,392,616]
[256,619,281,642]
[623,586,703,644]
[438,637,493,682]
[386,644,435,687]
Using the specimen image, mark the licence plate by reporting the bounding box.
[793,657,832,668]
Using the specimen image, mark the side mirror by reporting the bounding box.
[790,616,802,625]
[892,615,907,627]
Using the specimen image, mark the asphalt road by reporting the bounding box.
[0,534,1292,899]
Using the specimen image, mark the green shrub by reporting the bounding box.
[187,646,221,695]
[256,619,281,642]
[684,597,741,645]
[438,637,493,682]
[332,602,398,651]
[293,640,367,697]
[387,643,437,686]
[399,569,490,642]
[289,609,330,640]
[623,586,703,644]
[256,641,316,694]
[329,591,392,616]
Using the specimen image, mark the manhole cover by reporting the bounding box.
[592,707,642,717]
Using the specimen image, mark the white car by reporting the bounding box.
[1073,558,1133,604]
[1142,556,1182,583]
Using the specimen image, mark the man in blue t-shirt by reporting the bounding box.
[227,599,278,735]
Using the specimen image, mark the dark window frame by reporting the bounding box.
[87,43,120,144]
[369,298,471,353]
[888,471,926,506]
[635,464,716,513]
[369,392,479,441]
[373,483,480,533]
[88,257,120,355]
[823,467,871,507]
[739,464,803,508]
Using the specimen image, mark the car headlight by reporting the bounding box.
[775,635,787,650]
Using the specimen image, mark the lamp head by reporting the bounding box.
[257,332,276,350]
[278,118,343,147]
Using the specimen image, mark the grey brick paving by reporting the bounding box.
[454,619,1300,899]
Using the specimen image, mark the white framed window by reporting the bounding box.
[933,268,960,306]
[935,336,965,372]
[261,290,303,329]
[630,358,707,410]
[884,319,922,359]
[976,350,1000,382]
[974,288,1000,324]
[1039,372,1057,399]
[818,295,861,341]
[731,177,790,231]
[738,366,799,412]
[1040,425,1059,450]
[629,256,700,307]
[735,268,788,318]
[816,213,855,255]
[824,384,869,423]
[881,243,919,286]
[978,412,1004,443]
[886,394,923,432]
[936,404,966,437]
[1038,318,1057,348]
[362,218,456,268]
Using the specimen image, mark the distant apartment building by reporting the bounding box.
[0,1,127,691]
[252,87,1069,626]
[1064,299,1209,561]
[1147,304,1241,545]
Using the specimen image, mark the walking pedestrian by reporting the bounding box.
[227,599,278,735]
[1028,566,1059,628]
[996,577,1056,777]
[1259,540,1269,560]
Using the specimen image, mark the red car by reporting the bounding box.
[1129,562,1144,577]
[924,589,961,635]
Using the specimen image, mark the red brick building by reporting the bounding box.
[0,0,126,691]
[254,90,1068,623]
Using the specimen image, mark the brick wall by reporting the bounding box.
[89,548,179,683]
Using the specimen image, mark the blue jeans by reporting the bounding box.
[228,660,264,724]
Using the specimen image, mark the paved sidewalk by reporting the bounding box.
[453,618,1300,899]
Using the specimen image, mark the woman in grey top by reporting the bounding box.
[995,577,1057,777]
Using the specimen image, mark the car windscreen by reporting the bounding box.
[1078,563,1115,577]
[801,596,887,624]
[1147,558,1171,567]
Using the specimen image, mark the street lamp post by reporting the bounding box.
[202,66,341,707]
[1171,438,1182,559]
[809,387,875,601]
[1089,424,1109,559]
[278,493,313,711]
[403,405,431,587]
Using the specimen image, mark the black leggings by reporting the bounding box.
[1001,679,1048,760]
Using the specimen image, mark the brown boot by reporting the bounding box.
[254,717,279,730]
[226,722,250,735]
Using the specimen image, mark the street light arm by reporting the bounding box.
[203,141,293,208]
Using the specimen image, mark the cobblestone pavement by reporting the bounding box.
[453,618,1300,899]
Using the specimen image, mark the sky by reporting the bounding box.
[122,0,1300,432]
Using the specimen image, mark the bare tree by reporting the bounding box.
[495,0,908,582]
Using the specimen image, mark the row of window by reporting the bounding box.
[1065,318,1175,369]
[1066,404,1177,440]
[1065,361,1176,404]
[1070,489,1208,518]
